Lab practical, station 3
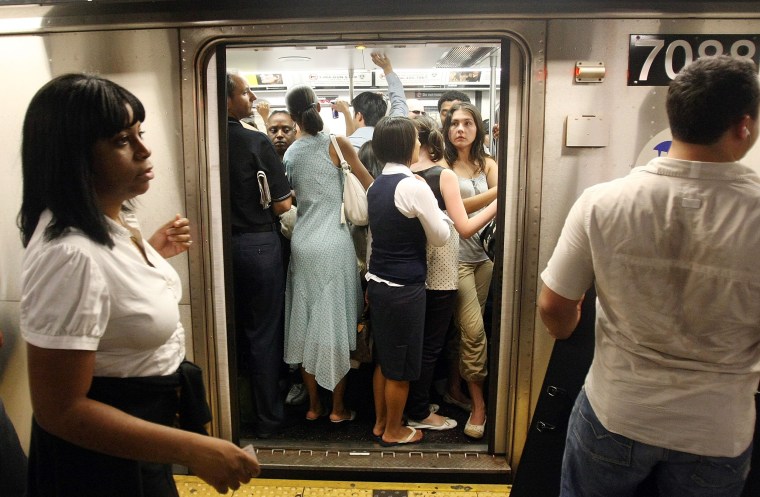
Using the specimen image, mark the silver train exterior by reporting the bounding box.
[0,0,758,481]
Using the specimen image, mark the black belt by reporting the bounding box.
[232,223,276,234]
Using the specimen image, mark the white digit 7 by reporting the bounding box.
[635,38,665,81]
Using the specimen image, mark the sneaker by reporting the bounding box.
[285,383,307,405]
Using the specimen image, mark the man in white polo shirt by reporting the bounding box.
[539,55,760,497]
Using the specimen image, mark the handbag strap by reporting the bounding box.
[329,133,351,173]
[330,133,350,224]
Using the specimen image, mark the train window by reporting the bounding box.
[203,38,522,474]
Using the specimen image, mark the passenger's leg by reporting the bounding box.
[382,379,422,444]
[456,261,491,426]
[467,259,493,426]
[301,368,323,420]
[372,364,386,438]
[656,444,751,497]
[407,289,457,422]
[329,376,353,422]
[445,333,471,407]
[233,232,285,436]
[561,389,654,497]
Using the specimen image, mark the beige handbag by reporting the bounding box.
[330,134,368,226]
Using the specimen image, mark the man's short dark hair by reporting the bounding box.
[437,90,471,111]
[267,110,293,123]
[372,116,417,165]
[667,55,760,145]
[351,92,387,126]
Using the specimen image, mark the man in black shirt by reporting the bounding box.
[227,72,292,438]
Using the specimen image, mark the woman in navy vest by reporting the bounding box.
[366,116,451,446]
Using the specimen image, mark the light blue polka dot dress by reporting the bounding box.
[283,132,361,391]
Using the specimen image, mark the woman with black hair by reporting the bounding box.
[18,74,259,496]
[283,85,373,424]
[367,116,451,446]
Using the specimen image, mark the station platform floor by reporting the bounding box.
[174,476,512,496]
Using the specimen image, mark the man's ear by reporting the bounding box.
[355,111,364,124]
[737,114,752,139]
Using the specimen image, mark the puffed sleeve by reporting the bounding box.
[21,243,110,350]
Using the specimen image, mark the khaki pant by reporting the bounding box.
[454,259,493,382]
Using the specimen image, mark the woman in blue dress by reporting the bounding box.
[283,85,374,423]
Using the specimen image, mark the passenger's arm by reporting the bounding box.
[398,178,450,246]
[372,52,408,118]
[538,285,584,340]
[148,214,192,259]
[27,345,260,493]
[260,139,293,216]
[272,197,292,216]
[256,101,270,123]
[461,187,497,214]
[461,157,499,213]
[485,156,499,189]
[333,135,374,189]
[333,100,355,136]
[440,169,496,238]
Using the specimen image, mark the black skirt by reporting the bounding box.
[27,361,211,497]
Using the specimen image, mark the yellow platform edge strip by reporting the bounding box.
[175,475,511,493]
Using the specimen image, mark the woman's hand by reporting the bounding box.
[149,214,192,259]
[186,437,261,494]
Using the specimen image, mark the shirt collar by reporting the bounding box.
[351,127,374,139]
[382,163,413,176]
[642,156,755,182]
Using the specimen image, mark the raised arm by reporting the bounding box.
[440,169,496,238]
[333,100,355,136]
[372,52,408,118]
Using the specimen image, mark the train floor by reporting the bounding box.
[237,363,484,447]
[174,476,512,496]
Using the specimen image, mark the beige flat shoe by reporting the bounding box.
[463,414,486,439]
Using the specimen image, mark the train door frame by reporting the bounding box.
[178,18,548,471]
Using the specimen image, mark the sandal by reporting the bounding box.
[379,427,424,447]
[305,406,326,421]
[330,410,357,423]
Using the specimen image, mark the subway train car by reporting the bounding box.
[0,0,759,491]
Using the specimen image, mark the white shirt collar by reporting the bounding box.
[381,163,412,176]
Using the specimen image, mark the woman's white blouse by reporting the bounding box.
[21,210,185,377]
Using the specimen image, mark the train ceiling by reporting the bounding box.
[226,44,500,73]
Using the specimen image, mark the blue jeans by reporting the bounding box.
[561,388,752,497]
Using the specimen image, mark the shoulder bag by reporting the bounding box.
[480,218,497,261]
[329,134,369,226]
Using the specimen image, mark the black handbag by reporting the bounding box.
[480,219,497,261]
